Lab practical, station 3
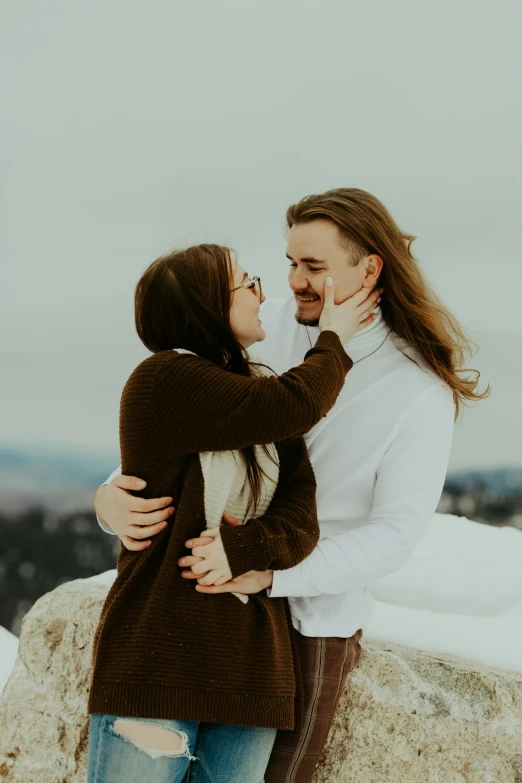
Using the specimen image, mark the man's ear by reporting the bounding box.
[362,254,383,287]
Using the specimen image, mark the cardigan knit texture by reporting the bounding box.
[88,329,352,731]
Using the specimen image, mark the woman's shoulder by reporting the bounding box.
[123,350,213,394]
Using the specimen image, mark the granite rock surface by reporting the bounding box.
[1,579,521,782]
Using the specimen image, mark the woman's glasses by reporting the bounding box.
[231,276,263,301]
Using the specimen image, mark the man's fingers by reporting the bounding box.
[127,520,169,540]
[121,535,151,551]
[113,474,147,491]
[195,582,236,593]
[181,569,201,579]
[131,506,175,525]
[133,496,175,514]
[196,570,224,586]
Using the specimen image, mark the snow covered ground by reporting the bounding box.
[1,512,521,695]
[364,513,522,672]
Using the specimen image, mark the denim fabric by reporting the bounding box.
[87,713,277,783]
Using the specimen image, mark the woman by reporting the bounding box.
[87,243,381,783]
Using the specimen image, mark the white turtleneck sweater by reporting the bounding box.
[253,297,454,637]
[99,297,455,638]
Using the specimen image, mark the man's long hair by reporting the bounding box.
[134,243,271,507]
[286,188,490,419]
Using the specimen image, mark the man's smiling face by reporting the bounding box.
[287,219,369,327]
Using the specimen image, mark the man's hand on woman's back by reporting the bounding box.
[94,475,175,551]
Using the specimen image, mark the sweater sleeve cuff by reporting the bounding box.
[309,330,353,373]
[220,521,271,579]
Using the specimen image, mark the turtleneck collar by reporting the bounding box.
[306,307,390,363]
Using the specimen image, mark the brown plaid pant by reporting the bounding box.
[264,627,363,783]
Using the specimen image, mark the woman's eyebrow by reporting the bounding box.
[286,253,328,266]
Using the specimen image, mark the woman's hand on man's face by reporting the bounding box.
[95,474,175,551]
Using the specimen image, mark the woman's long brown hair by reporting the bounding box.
[287,188,490,420]
[134,243,273,508]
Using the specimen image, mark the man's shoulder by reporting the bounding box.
[388,336,454,409]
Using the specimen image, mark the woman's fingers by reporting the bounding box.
[191,543,214,558]
[352,286,383,308]
[359,294,382,319]
[349,286,374,306]
[191,560,213,576]
[179,555,205,567]
[356,314,377,332]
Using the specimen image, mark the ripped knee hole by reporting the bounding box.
[113,719,190,758]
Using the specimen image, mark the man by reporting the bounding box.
[96,188,481,781]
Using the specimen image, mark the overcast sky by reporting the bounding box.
[1,0,521,470]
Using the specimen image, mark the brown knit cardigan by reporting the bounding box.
[88,330,352,732]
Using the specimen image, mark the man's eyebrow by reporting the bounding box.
[241,272,248,281]
[286,253,328,265]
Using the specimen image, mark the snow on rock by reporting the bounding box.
[1,577,522,782]
[365,513,522,673]
[0,626,18,695]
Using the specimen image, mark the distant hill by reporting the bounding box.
[0,447,118,489]
[0,445,520,516]
[445,468,522,497]
[0,447,118,514]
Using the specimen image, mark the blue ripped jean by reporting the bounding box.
[87,713,277,783]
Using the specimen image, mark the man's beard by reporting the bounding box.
[293,290,322,327]
[295,313,320,327]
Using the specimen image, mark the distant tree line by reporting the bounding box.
[1,470,521,635]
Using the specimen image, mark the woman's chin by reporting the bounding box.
[239,327,265,349]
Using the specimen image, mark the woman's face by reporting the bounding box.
[228,258,266,349]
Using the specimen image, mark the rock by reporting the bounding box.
[315,643,522,783]
[1,578,522,782]
[0,626,18,694]
[0,580,106,782]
